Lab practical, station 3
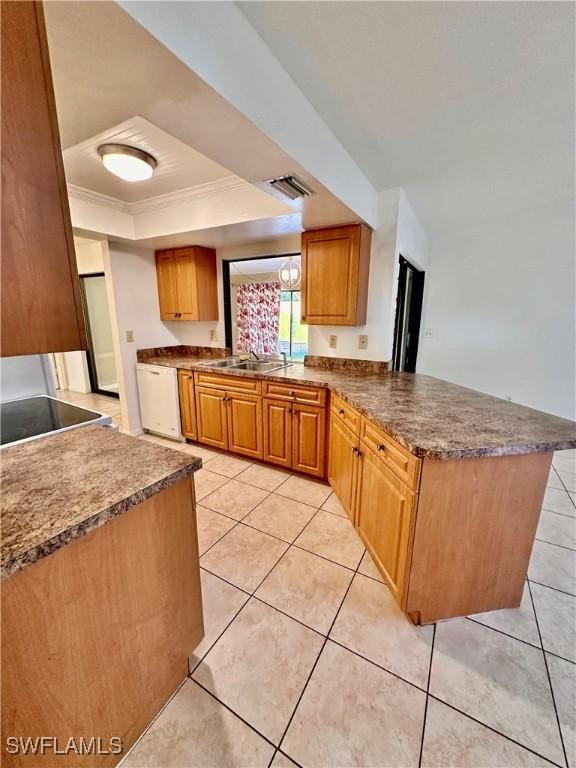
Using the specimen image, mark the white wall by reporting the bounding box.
[0,355,55,401]
[418,200,575,419]
[105,242,222,433]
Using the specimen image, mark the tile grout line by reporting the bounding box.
[274,544,366,759]
[464,616,543,653]
[528,578,576,599]
[190,677,280,754]
[541,507,576,520]
[417,622,436,768]
[526,579,569,768]
[534,536,575,553]
[426,693,566,768]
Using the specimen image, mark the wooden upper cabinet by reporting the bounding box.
[301,223,372,326]
[156,246,218,321]
[1,1,86,357]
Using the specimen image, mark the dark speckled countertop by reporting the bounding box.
[144,354,576,461]
[1,426,202,580]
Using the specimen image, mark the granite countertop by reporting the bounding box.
[144,355,576,461]
[1,427,202,580]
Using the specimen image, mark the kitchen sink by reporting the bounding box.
[229,361,291,373]
[205,358,242,368]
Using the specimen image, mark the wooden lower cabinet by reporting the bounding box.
[292,404,326,478]
[355,447,416,604]
[262,399,326,477]
[263,399,292,468]
[1,477,203,767]
[178,370,197,440]
[195,387,228,450]
[327,412,359,522]
[227,393,263,459]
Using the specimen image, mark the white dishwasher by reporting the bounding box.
[136,363,183,440]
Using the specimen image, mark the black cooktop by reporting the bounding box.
[0,396,101,446]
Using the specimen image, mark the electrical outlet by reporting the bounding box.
[329,334,337,349]
[358,334,368,350]
[424,328,433,338]
[210,329,217,342]
[126,330,134,343]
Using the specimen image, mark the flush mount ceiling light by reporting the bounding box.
[278,256,301,289]
[97,143,157,182]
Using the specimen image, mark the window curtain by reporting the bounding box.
[236,281,281,355]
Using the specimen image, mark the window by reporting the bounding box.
[278,290,308,360]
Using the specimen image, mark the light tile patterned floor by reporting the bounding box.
[115,441,575,768]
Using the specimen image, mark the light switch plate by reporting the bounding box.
[126,330,134,343]
[424,328,433,338]
[358,334,368,350]
[329,335,337,349]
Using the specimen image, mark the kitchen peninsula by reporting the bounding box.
[139,346,576,624]
[1,427,203,767]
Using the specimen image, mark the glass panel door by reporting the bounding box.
[81,274,118,396]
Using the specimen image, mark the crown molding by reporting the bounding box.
[67,175,252,217]
[67,184,131,213]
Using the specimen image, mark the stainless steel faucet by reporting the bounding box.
[249,350,260,361]
[281,352,288,366]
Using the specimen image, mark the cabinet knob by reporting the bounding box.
[377,443,386,452]
[352,446,362,457]
[339,409,345,416]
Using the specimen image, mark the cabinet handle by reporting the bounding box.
[353,446,362,457]
[377,443,386,452]
[339,409,345,416]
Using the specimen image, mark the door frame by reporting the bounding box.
[79,272,120,399]
[222,252,301,351]
[391,256,425,373]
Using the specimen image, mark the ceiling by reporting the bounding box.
[239,1,575,234]
[44,1,360,244]
[64,116,233,203]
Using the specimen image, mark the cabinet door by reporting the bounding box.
[195,387,228,450]
[156,251,179,320]
[328,413,359,522]
[301,224,370,326]
[292,404,326,478]
[263,399,292,469]
[1,1,86,357]
[226,393,263,460]
[175,249,199,321]
[178,370,197,440]
[356,448,416,604]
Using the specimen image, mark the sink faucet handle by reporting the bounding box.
[250,350,260,361]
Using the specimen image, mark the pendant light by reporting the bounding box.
[98,144,157,182]
[278,257,301,289]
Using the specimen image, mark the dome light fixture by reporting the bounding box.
[278,256,301,289]
[97,143,157,182]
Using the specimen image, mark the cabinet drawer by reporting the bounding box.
[361,418,421,490]
[194,371,262,395]
[263,381,326,406]
[330,393,361,435]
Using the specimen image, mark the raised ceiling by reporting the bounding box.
[64,116,234,203]
[239,1,575,233]
[44,0,361,243]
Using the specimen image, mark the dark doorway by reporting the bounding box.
[392,256,425,373]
